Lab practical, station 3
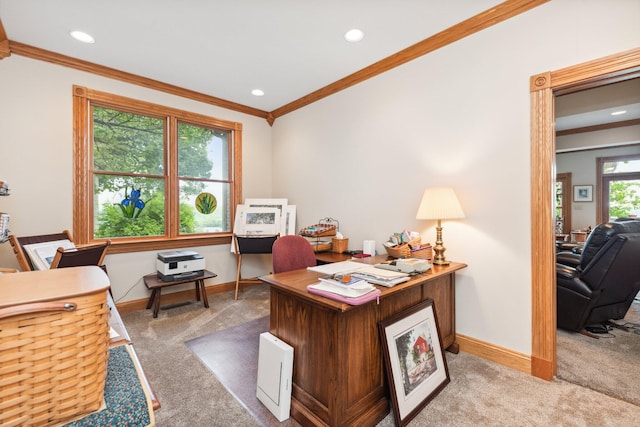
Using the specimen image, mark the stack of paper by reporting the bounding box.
[311,274,377,298]
[307,261,367,275]
[350,266,410,287]
[307,261,410,288]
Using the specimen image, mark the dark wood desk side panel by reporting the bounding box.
[270,288,390,426]
[379,275,455,349]
[424,274,456,350]
[271,289,332,423]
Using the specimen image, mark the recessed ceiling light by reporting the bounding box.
[344,29,364,43]
[70,30,95,44]
[251,89,264,96]
[611,110,627,116]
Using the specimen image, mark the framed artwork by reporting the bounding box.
[379,299,450,426]
[240,207,280,236]
[245,198,290,235]
[232,205,280,252]
[573,185,593,202]
[245,198,288,214]
[283,205,297,235]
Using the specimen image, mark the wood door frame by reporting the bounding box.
[529,47,640,380]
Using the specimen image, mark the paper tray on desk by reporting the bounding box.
[307,284,381,305]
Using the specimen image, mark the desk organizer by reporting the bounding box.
[300,217,339,252]
[385,238,432,260]
[0,267,111,426]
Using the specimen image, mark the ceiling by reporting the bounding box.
[0,0,636,131]
[555,78,640,132]
[0,0,504,112]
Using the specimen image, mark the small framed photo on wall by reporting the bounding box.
[573,185,593,202]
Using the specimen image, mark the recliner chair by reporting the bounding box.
[556,220,640,332]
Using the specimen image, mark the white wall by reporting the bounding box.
[271,0,640,354]
[1,0,638,356]
[556,145,640,229]
[0,55,274,302]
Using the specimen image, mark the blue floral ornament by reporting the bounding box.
[117,187,147,218]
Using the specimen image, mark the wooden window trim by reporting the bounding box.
[73,85,243,254]
[597,154,640,223]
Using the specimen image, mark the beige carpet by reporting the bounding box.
[121,285,640,426]
[184,316,298,427]
[557,298,640,406]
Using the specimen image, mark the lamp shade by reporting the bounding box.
[416,187,465,220]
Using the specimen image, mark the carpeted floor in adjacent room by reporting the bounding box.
[120,285,640,426]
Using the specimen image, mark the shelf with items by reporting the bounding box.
[299,217,339,252]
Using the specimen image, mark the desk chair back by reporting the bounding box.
[272,235,317,273]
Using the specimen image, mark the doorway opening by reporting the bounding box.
[529,47,640,381]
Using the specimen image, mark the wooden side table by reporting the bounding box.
[143,270,217,318]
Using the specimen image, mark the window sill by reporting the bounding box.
[99,235,232,255]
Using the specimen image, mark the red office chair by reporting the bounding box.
[272,235,317,273]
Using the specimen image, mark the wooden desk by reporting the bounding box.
[143,270,217,318]
[314,251,352,264]
[260,258,467,427]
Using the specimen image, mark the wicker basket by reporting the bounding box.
[385,238,423,259]
[0,267,110,427]
[331,237,349,253]
[410,243,433,260]
[311,240,332,252]
[385,243,411,258]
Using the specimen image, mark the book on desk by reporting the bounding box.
[306,261,410,304]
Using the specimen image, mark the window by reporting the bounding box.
[555,173,572,234]
[73,86,243,253]
[597,154,640,223]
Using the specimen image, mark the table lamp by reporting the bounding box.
[416,187,465,265]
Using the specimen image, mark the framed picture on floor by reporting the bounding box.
[379,299,450,427]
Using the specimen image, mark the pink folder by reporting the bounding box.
[307,285,381,305]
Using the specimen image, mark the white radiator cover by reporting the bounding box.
[256,332,294,421]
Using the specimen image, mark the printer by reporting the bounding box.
[156,250,206,282]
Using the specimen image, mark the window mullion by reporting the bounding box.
[167,116,179,238]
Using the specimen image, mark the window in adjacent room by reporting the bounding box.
[555,172,572,234]
[597,154,640,223]
[73,86,243,253]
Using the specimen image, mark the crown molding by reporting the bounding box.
[2,0,549,125]
[8,40,269,120]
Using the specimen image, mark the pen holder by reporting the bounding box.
[331,237,349,253]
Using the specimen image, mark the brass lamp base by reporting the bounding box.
[432,220,450,266]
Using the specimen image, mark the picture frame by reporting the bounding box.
[379,299,449,426]
[240,207,280,236]
[245,198,291,235]
[573,185,593,202]
[283,205,297,235]
[231,205,280,252]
